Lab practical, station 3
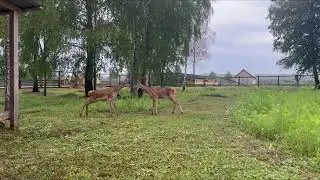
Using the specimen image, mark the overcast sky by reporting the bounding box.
[188,0,294,75]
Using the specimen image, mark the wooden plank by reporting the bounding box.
[0,111,9,120]
[9,10,19,130]
[0,0,22,13]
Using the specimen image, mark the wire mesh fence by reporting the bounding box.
[0,72,316,89]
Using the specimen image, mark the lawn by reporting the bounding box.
[0,87,319,179]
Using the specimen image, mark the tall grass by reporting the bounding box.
[231,88,320,157]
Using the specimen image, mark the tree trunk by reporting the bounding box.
[193,46,196,84]
[44,74,47,96]
[84,0,94,97]
[313,65,320,89]
[164,69,168,86]
[182,56,188,92]
[147,73,152,86]
[138,70,147,98]
[32,76,40,92]
[39,77,43,88]
[160,71,165,87]
[4,38,10,111]
[295,75,300,87]
[93,66,97,90]
[93,45,97,90]
[130,37,138,96]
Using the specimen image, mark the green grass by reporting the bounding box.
[231,88,320,158]
[0,87,319,179]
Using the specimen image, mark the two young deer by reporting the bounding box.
[80,83,183,117]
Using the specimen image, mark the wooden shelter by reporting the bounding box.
[0,0,41,130]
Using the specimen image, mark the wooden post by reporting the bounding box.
[257,76,260,88]
[9,10,19,130]
[238,76,240,86]
[277,75,280,87]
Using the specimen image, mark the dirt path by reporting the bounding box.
[183,95,320,179]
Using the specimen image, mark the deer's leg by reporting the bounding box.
[152,98,157,115]
[177,99,183,114]
[109,100,114,113]
[111,98,119,115]
[80,98,96,117]
[169,96,183,114]
[168,96,177,114]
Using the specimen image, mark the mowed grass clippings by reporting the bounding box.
[0,87,319,179]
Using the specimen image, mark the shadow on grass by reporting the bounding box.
[201,93,228,98]
[58,93,82,99]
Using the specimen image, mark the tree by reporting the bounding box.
[110,0,213,94]
[58,0,114,96]
[209,71,217,78]
[225,71,232,79]
[189,24,215,81]
[268,0,320,89]
[55,0,214,96]
[20,0,66,95]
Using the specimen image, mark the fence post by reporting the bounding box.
[257,76,260,88]
[58,71,61,88]
[238,76,240,86]
[277,75,280,87]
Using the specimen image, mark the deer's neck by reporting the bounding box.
[139,85,153,95]
[114,85,124,92]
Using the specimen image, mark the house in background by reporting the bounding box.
[233,69,257,85]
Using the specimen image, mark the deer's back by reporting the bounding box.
[151,87,176,98]
[88,87,117,99]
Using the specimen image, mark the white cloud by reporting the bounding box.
[189,0,293,75]
[211,0,270,27]
[235,32,274,46]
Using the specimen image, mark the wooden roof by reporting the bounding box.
[0,0,41,14]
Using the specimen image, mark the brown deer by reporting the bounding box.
[135,84,183,115]
[79,83,128,117]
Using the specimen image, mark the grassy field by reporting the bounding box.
[0,87,319,179]
[231,88,320,162]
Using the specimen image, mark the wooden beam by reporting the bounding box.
[9,10,19,130]
[0,111,9,120]
[0,0,22,13]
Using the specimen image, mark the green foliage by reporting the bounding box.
[209,71,217,78]
[20,0,66,87]
[268,0,320,87]
[231,88,320,157]
[225,71,232,79]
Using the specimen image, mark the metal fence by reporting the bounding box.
[0,71,65,89]
[0,72,315,89]
[96,73,317,88]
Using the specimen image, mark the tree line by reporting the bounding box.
[268,0,320,89]
[0,0,213,97]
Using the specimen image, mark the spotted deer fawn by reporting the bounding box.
[135,84,183,115]
[79,83,127,117]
